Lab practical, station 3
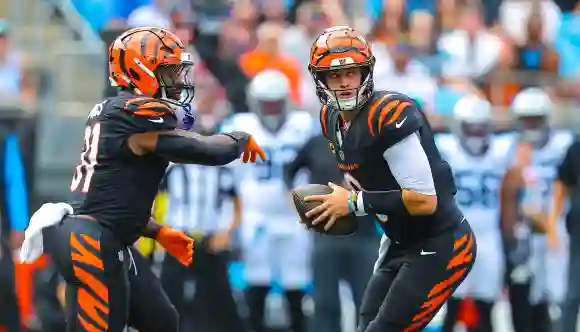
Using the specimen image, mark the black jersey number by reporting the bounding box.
[454,170,501,208]
[70,123,101,193]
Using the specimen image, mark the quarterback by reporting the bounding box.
[302,26,477,331]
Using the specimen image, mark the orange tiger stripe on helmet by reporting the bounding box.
[309,26,373,70]
[108,27,184,98]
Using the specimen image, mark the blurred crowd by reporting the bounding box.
[0,0,578,332]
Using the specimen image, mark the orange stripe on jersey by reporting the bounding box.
[386,101,410,125]
[320,105,328,137]
[367,94,390,136]
[377,100,400,132]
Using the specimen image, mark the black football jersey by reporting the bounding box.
[69,92,177,245]
[320,91,461,243]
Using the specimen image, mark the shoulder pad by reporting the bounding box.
[123,97,173,117]
[288,111,314,129]
[366,92,419,137]
[366,92,421,148]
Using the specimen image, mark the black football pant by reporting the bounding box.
[311,233,378,332]
[0,247,21,332]
[160,234,246,332]
[504,261,551,332]
[43,215,178,332]
[357,220,477,332]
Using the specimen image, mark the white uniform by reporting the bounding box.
[523,131,573,304]
[221,111,314,289]
[436,133,514,301]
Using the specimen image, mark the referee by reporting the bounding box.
[158,162,245,332]
[549,135,580,331]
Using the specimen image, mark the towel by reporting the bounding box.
[20,203,73,263]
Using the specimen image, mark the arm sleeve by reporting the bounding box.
[4,135,29,231]
[557,140,580,187]
[382,132,436,195]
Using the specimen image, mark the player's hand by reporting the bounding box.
[304,182,350,231]
[225,131,266,163]
[241,136,266,163]
[208,230,232,253]
[156,227,194,266]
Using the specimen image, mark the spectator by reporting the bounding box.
[438,2,508,81]
[367,0,405,46]
[127,0,173,28]
[281,2,328,73]
[260,0,290,25]
[513,6,560,87]
[239,22,302,105]
[0,20,36,109]
[408,10,440,75]
[373,35,437,112]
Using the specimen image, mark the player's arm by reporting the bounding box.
[549,141,580,240]
[360,97,437,216]
[499,167,523,238]
[128,130,263,165]
[122,100,264,165]
[361,133,437,216]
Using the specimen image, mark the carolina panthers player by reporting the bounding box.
[500,88,573,332]
[221,70,314,332]
[437,95,513,332]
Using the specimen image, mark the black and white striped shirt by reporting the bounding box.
[162,163,236,234]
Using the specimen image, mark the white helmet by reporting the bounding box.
[247,70,290,131]
[452,95,493,155]
[511,87,552,117]
[511,88,552,146]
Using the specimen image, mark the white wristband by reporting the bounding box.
[354,191,367,216]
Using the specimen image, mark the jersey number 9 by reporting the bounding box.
[70,123,101,193]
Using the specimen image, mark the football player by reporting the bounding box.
[437,95,513,332]
[221,69,314,332]
[302,26,476,332]
[500,87,572,332]
[40,27,265,332]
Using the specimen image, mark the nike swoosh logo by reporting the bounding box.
[420,250,436,256]
[395,117,407,128]
[148,117,164,123]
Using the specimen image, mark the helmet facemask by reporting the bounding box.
[459,121,492,155]
[517,115,550,147]
[155,52,196,129]
[311,63,374,112]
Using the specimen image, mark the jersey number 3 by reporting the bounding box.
[70,123,101,193]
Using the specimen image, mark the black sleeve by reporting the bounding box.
[367,94,421,149]
[284,136,313,189]
[557,140,580,187]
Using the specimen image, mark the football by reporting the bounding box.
[292,184,358,236]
